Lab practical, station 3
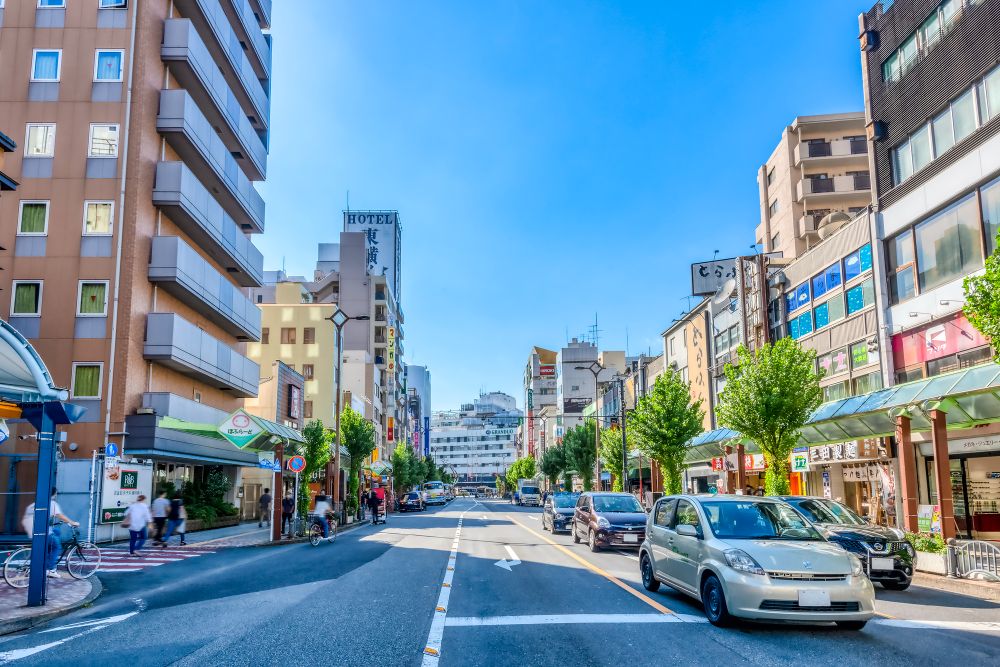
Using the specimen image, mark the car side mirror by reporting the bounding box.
[676,524,701,538]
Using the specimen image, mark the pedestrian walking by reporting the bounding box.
[258,487,272,528]
[281,493,295,535]
[161,492,187,547]
[123,494,152,556]
[367,487,381,524]
[151,490,170,543]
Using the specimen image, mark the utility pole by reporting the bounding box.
[618,377,628,493]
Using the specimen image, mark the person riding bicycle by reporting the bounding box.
[312,494,333,538]
[21,487,79,579]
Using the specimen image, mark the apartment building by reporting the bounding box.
[429,392,521,486]
[404,364,431,457]
[0,131,17,194]
[556,339,622,433]
[522,345,557,457]
[0,1,272,497]
[757,114,872,259]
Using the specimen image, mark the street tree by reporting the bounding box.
[298,420,332,517]
[599,426,628,492]
[391,443,415,495]
[964,239,1000,361]
[630,370,705,495]
[540,444,566,489]
[340,407,375,517]
[716,339,823,495]
[505,455,537,492]
[564,421,596,491]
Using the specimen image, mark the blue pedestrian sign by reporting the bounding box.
[105,443,118,457]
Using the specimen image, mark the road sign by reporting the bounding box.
[105,442,118,457]
[0,420,10,446]
[287,455,306,473]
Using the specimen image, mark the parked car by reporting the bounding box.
[778,496,915,590]
[398,492,425,512]
[543,492,580,533]
[572,492,647,551]
[639,495,874,629]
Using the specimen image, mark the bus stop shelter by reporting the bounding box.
[0,319,84,606]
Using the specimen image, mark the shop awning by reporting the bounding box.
[684,428,759,464]
[0,319,68,404]
[366,461,392,476]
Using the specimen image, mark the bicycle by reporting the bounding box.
[3,523,101,588]
[307,512,338,546]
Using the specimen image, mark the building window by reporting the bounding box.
[25,124,56,157]
[914,194,983,293]
[37,0,66,6]
[99,0,129,6]
[303,327,315,344]
[813,294,844,331]
[788,311,813,340]
[83,201,113,235]
[771,232,781,249]
[94,50,124,82]
[843,244,872,282]
[261,328,269,344]
[811,262,843,300]
[850,340,875,369]
[845,279,875,315]
[72,364,103,399]
[89,124,119,157]
[984,176,1000,254]
[77,281,108,316]
[18,201,49,235]
[31,49,61,82]
[881,0,978,84]
[281,327,295,344]
[302,364,314,380]
[769,199,779,216]
[852,371,883,396]
[304,401,313,419]
[817,347,849,378]
[11,281,42,316]
[786,281,810,315]
[823,381,850,403]
[767,167,776,186]
[886,229,917,304]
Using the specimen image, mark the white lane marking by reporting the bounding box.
[0,612,137,663]
[39,612,138,633]
[445,613,702,627]
[615,550,640,561]
[495,545,522,572]
[528,516,539,521]
[873,619,1000,633]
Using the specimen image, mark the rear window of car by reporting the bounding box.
[406,493,419,500]
[552,494,579,508]
[522,487,540,495]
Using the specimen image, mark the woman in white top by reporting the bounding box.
[124,495,153,556]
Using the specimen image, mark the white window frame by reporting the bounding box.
[98,0,128,7]
[37,0,66,8]
[93,49,125,82]
[70,362,104,400]
[24,123,56,157]
[82,200,115,236]
[10,280,43,317]
[76,280,110,317]
[88,123,120,158]
[17,200,50,236]
[30,49,62,82]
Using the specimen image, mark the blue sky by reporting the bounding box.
[261,0,872,412]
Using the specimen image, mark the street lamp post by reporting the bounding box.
[326,307,370,509]
[576,361,604,491]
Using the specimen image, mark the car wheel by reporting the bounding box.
[640,553,660,592]
[880,580,911,591]
[836,620,868,631]
[572,523,581,544]
[588,530,601,553]
[701,574,733,627]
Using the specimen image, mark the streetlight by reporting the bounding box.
[326,306,370,509]
[576,361,604,491]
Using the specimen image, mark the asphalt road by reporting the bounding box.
[2,498,999,666]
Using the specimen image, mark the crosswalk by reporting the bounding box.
[96,546,216,573]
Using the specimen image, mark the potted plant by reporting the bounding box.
[906,532,947,574]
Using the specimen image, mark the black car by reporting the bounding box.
[572,492,647,552]
[779,496,915,590]
[543,492,579,533]
[398,492,425,512]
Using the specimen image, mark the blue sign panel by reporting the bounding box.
[423,416,430,456]
[105,443,118,457]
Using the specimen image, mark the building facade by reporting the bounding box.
[522,345,557,457]
[404,364,431,457]
[0,0,272,508]
[429,392,522,486]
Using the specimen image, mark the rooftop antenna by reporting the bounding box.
[713,249,719,262]
[682,295,694,311]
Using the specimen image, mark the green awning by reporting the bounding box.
[366,461,391,476]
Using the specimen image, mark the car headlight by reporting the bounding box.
[724,549,765,575]
[890,527,905,540]
[849,554,864,577]
[597,516,610,529]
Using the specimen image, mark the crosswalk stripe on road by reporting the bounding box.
[97,547,216,573]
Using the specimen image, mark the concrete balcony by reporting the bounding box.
[144,312,260,397]
[796,173,871,201]
[798,214,819,237]
[141,392,230,425]
[220,0,271,79]
[152,161,263,287]
[161,19,267,180]
[794,138,868,166]
[148,235,262,341]
[168,1,269,130]
[157,89,265,233]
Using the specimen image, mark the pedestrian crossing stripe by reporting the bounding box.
[97,547,216,573]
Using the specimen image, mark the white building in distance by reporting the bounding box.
[429,392,522,486]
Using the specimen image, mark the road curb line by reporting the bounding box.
[0,576,103,638]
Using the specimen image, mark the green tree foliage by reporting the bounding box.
[540,444,566,489]
[599,426,627,492]
[716,340,823,495]
[298,420,332,517]
[495,475,507,496]
[964,240,1000,362]
[340,407,375,516]
[630,371,704,495]
[505,455,537,492]
[391,442,415,495]
[564,421,597,491]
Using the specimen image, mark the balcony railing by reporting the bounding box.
[157,89,265,233]
[795,138,868,164]
[220,0,271,78]
[247,0,271,29]
[797,174,871,199]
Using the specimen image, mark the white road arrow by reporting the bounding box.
[494,545,521,572]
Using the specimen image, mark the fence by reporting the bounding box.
[947,540,1000,581]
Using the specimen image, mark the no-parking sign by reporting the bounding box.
[287,455,306,473]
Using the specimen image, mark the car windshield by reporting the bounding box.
[794,499,867,526]
[593,495,643,513]
[521,487,540,495]
[406,493,419,500]
[701,501,823,540]
[552,494,579,508]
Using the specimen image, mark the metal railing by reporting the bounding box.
[946,539,1000,581]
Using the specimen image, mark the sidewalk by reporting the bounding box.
[0,576,102,637]
[104,520,271,549]
[914,571,1000,601]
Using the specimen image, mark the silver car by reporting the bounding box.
[639,495,875,629]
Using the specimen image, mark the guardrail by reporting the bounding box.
[946,539,1000,581]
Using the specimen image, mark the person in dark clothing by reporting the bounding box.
[259,488,272,528]
[367,489,381,524]
[161,493,187,547]
[281,493,295,535]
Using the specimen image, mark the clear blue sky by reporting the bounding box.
[260,0,872,412]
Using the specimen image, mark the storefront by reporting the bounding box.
[918,431,1000,540]
[805,438,897,525]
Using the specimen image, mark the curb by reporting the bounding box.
[247,518,374,548]
[0,576,103,638]
[912,572,1000,601]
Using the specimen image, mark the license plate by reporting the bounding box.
[798,590,831,607]
[871,557,894,571]
[623,533,639,543]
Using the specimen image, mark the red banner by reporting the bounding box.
[892,313,987,369]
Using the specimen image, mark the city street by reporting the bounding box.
[2,498,1000,666]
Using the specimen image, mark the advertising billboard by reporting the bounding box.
[563,397,592,414]
[101,459,153,523]
[539,364,556,377]
[344,211,402,304]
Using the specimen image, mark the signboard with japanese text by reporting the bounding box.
[808,438,888,466]
[288,385,302,421]
[387,326,396,372]
[218,409,264,449]
[691,258,737,296]
[388,416,394,442]
[423,416,430,456]
[684,316,713,431]
[563,397,592,414]
[791,448,809,473]
[101,459,153,523]
[344,211,401,304]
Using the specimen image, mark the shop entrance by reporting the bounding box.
[928,454,1000,540]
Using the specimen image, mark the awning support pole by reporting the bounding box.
[27,403,56,607]
[895,414,919,533]
[930,409,956,540]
